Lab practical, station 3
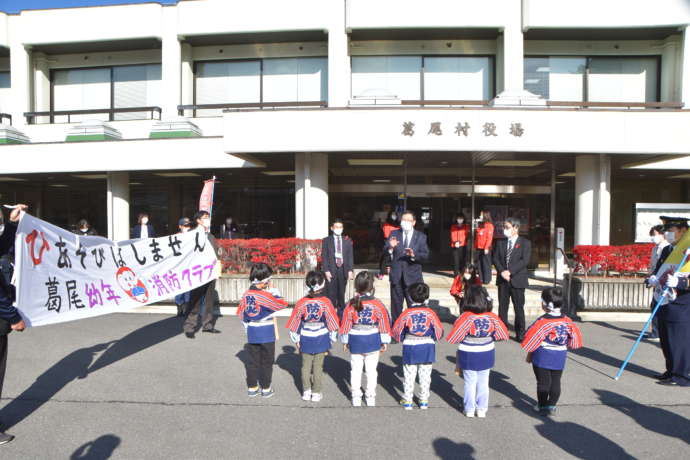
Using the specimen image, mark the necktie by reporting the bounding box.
[507,239,514,265]
[404,232,410,249]
[336,236,343,267]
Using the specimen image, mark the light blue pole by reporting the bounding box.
[614,251,689,381]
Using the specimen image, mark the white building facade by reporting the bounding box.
[2,0,690,270]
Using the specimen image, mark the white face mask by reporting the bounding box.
[226,219,232,225]
[457,219,464,225]
[141,218,149,225]
[80,227,89,233]
[180,226,189,233]
[665,231,676,244]
[652,234,663,245]
[390,214,397,221]
[503,229,513,238]
[401,221,413,232]
[332,228,343,236]
[463,273,471,280]
[200,217,211,229]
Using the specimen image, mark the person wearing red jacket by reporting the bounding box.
[474,210,494,284]
[450,213,470,277]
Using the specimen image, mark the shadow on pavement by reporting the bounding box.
[592,321,644,336]
[595,389,690,445]
[71,434,121,460]
[432,438,475,459]
[323,352,351,400]
[571,346,656,378]
[275,345,301,395]
[88,316,182,374]
[490,371,636,459]
[378,356,403,402]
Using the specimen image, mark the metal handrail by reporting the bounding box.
[0,113,11,125]
[546,101,683,109]
[24,106,163,124]
[178,101,327,116]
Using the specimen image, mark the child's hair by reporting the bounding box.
[305,271,326,297]
[407,282,429,305]
[249,263,273,285]
[349,271,375,312]
[541,286,564,311]
[462,285,492,314]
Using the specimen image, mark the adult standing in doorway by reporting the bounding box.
[131,213,155,239]
[378,211,400,279]
[322,219,354,318]
[450,212,470,277]
[183,210,221,338]
[475,210,494,284]
[493,217,531,341]
[386,210,430,324]
[219,216,239,239]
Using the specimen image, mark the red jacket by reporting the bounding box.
[475,222,494,250]
[382,222,399,239]
[450,223,470,247]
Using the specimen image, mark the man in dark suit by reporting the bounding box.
[385,210,429,324]
[321,218,354,318]
[493,217,531,341]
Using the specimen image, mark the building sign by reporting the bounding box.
[14,214,220,327]
[634,203,690,243]
[402,121,524,138]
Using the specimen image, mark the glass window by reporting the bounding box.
[195,61,261,115]
[351,56,422,100]
[53,68,111,122]
[524,57,585,100]
[423,57,494,100]
[588,57,658,102]
[262,57,328,103]
[0,71,9,113]
[113,64,162,120]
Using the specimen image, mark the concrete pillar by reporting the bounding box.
[33,52,51,124]
[327,5,350,107]
[661,39,679,102]
[107,172,130,241]
[682,26,690,107]
[295,152,329,239]
[502,24,524,94]
[180,43,194,117]
[575,155,611,246]
[9,36,31,129]
[161,6,181,119]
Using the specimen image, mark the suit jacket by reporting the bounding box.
[385,229,429,284]
[493,236,531,289]
[132,224,155,239]
[321,234,354,275]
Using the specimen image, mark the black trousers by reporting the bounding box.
[391,278,415,324]
[498,283,526,338]
[0,334,7,400]
[658,316,673,374]
[245,342,275,389]
[476,250,492,284]
[327,265,347,318]
[533,365,563,407]
[183,280,217,334]
[452,246,467,277]
[666,321,690,386]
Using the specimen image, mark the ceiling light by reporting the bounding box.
[373,179,391,183]
[484,160,545,167]
[129,182,143,185]
[72,174,107,179]
[0,177,27,182]
[50,184,69,188]
[670,174,690,179]
[558,172,576,177]
[154,172,200,177]
[347,159,404,166]
[261,171,295,176]
[286,179,295,183]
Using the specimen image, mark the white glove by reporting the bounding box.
[666,274,679,288]
[329,331,338,343]
[268,287,282,297]
[647,275,658,287]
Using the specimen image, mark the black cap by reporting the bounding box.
[660,216,690,229]
[178,217,191,226]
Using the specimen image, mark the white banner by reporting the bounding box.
[14,214,220,327]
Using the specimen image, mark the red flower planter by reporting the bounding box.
[572,244,653,276]
[217,238,323,274]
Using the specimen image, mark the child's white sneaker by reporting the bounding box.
[352,397,362,407]
[476,409,487,418]
[366,397,376,407]
[311,393,322,402]
[464,410,475,417]
[302,390,312,401]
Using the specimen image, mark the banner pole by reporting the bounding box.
[614,250,689,380]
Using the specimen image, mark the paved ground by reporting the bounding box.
[0,313,688,459]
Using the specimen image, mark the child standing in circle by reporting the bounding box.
[522,287,583,416]
[391,282,444,410]
[447,285,509,418]
[339,271,391,407]
[286,271,340,402]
